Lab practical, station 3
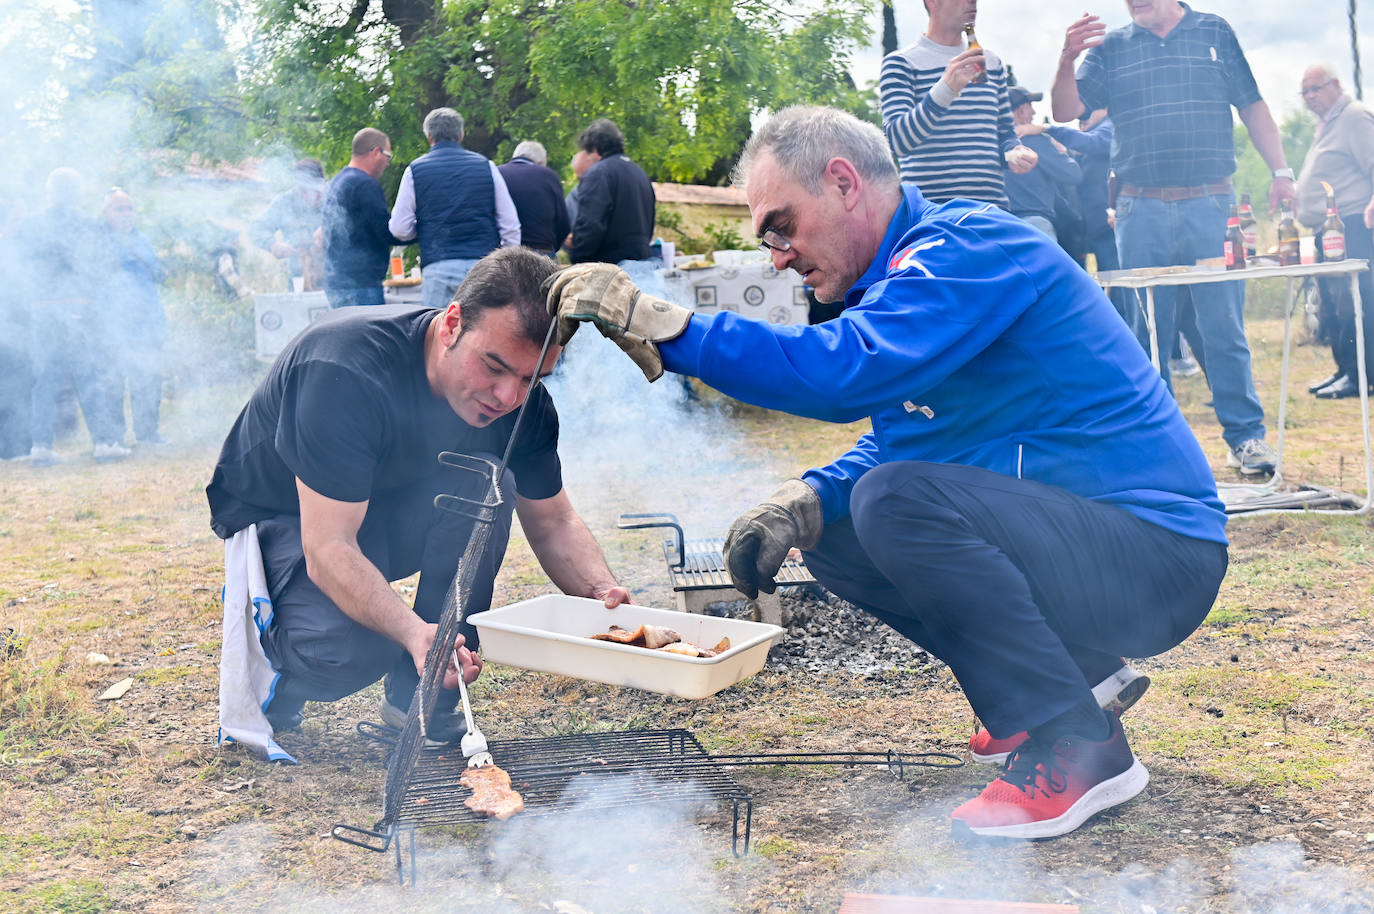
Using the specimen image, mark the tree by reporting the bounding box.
[1233,108,1316,210]
[241,0,874,185]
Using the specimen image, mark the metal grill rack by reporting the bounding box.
[334,727,753,882]
[617,513,819,624]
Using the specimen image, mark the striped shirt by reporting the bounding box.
[1075,3,1261,187]
[880,36,1018,206]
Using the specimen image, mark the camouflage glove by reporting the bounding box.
[723,479,824,600]
[543,263,691,382]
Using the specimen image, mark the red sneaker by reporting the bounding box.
[968,664,1150,765]
[951,714,1148,839]
[969,728,1028,764]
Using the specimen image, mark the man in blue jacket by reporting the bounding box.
[547,106,1229,840]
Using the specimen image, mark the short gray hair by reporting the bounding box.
[512,141,547,166]
[424,107,465,143]
[45,167,85,206]
[731,106,898,194]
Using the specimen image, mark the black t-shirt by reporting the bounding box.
[207,305,562,539]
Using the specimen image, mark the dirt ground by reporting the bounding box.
[2,312,1373,913]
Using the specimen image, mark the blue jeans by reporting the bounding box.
[421,258,481,310]
[325,286,384,308]
[1115,190,1265,448]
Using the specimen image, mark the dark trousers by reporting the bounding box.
[256,458,515,714]
[29,314,121,448]
[324,285,385,309]
[801,462,1228,739]
[1317,219,1374,383]
[109,338,163,443]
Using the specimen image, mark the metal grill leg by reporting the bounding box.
[731,799,753,857]
[394,825,418,886]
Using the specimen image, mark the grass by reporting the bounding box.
[5,879,115,914]
[0,648,113,751]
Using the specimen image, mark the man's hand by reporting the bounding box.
[723,479,824,600]
[1014,122,1047,138]
[1268,176,1298,214]
[408,624,482,688]
[594,585,633,608]
[544,263,691,382]
[1006,146,1039,174]
[1062,13,1106,62]
[940,46,986,96]
[269,241,295,260]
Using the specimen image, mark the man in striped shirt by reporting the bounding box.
[879,0,1037,205]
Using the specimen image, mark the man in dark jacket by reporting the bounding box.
[498,141,570,258]
[322,128,401,308]
[1003,87,1082,241]
[390,108,520,310]
[569,119,655,265]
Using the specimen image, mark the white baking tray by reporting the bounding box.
[470,595,784,700]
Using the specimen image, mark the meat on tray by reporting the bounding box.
[590,624,731,658]
[460,764,525,820]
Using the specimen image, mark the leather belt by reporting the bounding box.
[1118,180,1232,202]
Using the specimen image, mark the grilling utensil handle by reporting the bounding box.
[453,647,492,767]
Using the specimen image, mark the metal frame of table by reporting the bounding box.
[1096,260,1372,514]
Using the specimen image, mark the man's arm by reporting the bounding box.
[879,49,987,158]
[388,167,417,242]
[1051,13,1106,122]
[516,488,629,606]
[491,163,521,247]
[296,480,477,684]
[1237,100,1298,212]
[1033,136,1083,185]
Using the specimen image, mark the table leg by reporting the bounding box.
[1352,272,1373,513]
[1273,277,1296,486]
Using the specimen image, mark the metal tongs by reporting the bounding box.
[453,647,491,768]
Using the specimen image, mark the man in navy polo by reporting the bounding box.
[389,108,521,310]
[1052,0,1297,476]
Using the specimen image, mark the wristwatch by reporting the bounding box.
[1272,167,1296,180]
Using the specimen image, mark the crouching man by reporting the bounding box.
[546,107,1227,838]
[209,247,627,756]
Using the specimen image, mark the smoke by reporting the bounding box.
[178,774,734,913]
[546,263,798,538]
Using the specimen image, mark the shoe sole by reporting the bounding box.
[974,670,1152,766]
[379,699,462,748]
[955,757,1150,839]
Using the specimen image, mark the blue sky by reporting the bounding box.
[850,1,1374,122]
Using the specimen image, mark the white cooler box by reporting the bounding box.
[470,595,783,700]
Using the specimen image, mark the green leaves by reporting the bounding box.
[241,0,876,184]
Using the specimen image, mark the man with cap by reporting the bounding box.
[1003,87,1082,241]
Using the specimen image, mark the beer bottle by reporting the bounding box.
[1277,199,1301,266]
[1238,193,1258,258]
[1225,205,1247,271]
[963,24,987,85]
[1320,190,1346,262]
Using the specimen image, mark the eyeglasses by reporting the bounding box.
[1301,80,1335,97]
[758,227,791,253]
[377,148,393,158]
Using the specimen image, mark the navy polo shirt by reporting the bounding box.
[1075,3,1262,187]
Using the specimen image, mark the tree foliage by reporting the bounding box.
[1233,109,1316,209]
[241,0,875,184]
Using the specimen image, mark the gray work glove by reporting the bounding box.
[543,263,691,382]
[723,479,824,600]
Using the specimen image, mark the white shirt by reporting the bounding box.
[388,159,521,248]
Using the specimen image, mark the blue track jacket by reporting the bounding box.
[661,185,1227,545]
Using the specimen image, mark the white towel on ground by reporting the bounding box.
[218,524,296,764]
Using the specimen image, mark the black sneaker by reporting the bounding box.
[379,695,467,748]
[265,704,303,733]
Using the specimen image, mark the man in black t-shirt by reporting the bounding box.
[208,247,628,742]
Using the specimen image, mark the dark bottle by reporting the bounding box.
[1238,193,1258,258]
[1277,199,1301,266]
[963,24,987,84]
[1225,204,1247,271]
[1320,190,1346,262]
